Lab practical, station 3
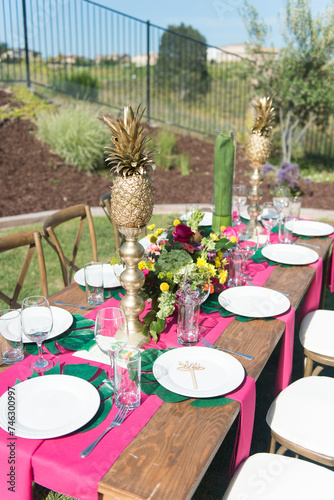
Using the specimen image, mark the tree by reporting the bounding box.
[155,23,211,102]
[241,0,334,162]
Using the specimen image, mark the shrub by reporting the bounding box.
[36,105,110,172]
[153,129,177,170]
[51,70,99,101]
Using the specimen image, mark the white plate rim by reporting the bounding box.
[74,263,122,288]
[240,210,261,221]
[0,374,100,438]
[285,220,334,237]
[261,244,319,265]
[218,286,290,318]
[153,347,245,398]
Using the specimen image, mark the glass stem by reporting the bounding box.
[37,343,44,363]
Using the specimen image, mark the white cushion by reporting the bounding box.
[223,453,334,500]
[299,310,334,357]
[266,376,334,458]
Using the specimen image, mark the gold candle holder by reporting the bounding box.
[118,226,148,348]
[247,161,265,235]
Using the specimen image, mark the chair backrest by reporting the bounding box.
[0,230,48,308]
[100,192,147,251]
[42,204,98,287]
[100,192,122,250]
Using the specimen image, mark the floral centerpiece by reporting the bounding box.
[133,209,237,341]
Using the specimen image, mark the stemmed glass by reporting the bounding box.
[261,202,279,246]
[237,226,259,282]
[21,296,54,373]
[273,186,290,240]
[233,184,247,225]
[94,307,128,384]
[182,270,210,334]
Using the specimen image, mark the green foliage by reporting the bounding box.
[0,86,55,122]
[177,153,191,176]
[155,23,211,102]
[241,0,334,162]
[51,69,99,100]
[154,129,177,170]
[36,105,110,172]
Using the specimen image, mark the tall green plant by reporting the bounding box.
[36,105,110,172]
[52,70,99,101]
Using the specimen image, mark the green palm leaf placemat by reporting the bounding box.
[140,348,234,408]
[79,285,125,300]
[251,248,291,267]
[15,362,113,432]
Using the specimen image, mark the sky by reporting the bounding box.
[1,0,332,58]
[98,0,332,48]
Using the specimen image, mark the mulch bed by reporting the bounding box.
[1,88,333,218]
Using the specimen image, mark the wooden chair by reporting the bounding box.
[42,204,98,287]
[100,193,147,251]
[266,376,334,467]
[0,230,48,308]
[223,453,334,499]
[299,309,334,376]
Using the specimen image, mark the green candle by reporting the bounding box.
[212,130,236,233]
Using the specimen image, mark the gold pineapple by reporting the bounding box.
[246,97,275,165]
[99,105,156,228]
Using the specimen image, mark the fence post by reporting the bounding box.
[21,0,31,87]
[146,20,150,122]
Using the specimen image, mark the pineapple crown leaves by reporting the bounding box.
[99,104,157,177]
[250,96,275,137]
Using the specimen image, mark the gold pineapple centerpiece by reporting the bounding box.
[100,105,156,347]
[100,105,155,228]
[245,97,275,233]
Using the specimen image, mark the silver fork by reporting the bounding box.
[55,301,89,310]
[80,405,128,458]
[201,337,254,360]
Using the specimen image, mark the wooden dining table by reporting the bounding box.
[0,236,332,500]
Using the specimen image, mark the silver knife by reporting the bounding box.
[200,337,254,360]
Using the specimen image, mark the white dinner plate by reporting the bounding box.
[262,244,319,266]
[153,347,245,398]
[218,286,290,318]
[285,220,334,237]
[1,306,73,344]
[74,263,124,288]
[240,210,261,221]
[0,375,100,439]
[181,211,213,226]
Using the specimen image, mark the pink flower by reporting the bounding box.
[173,224,194,243]
[182,242,195,253]
[145,243,161,256]
[222,226,239,242]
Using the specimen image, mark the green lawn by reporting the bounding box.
[0,213,177,310]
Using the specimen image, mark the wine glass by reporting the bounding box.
[21,296,54,373]
[182,270,210,334]
[233,185,247,225]
[94,307,128,384]
[273,186,290,239]
[261,202,279,246]
[237,226,259,282]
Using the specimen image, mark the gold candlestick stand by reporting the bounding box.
[247,161,265,235]
[118,226,148,348]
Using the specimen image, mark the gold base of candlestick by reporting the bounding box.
[118,226,149,348]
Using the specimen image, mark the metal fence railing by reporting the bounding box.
[0,0,333,160]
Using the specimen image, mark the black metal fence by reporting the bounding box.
[0,0,333,160]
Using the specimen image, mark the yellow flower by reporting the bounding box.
[146,261,154,270]
[160,282,169,292]
[207,264,216,276]
[218,269,228,284]
[229,236,237,243]
[138,261,146,270]
[214,256,221,268]
[173,219,181,226]
[110,257,117,265]
[158,272,165,279]
[147,224,156,231]
[166,272,173,280]
[196,257,207,268]
[210,233,219,241]
[217,250,223,259]
[154,228,164,237]
[220,226,226,232]
[149,234,157,243]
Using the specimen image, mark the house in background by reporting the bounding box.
[207,43,279,63]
